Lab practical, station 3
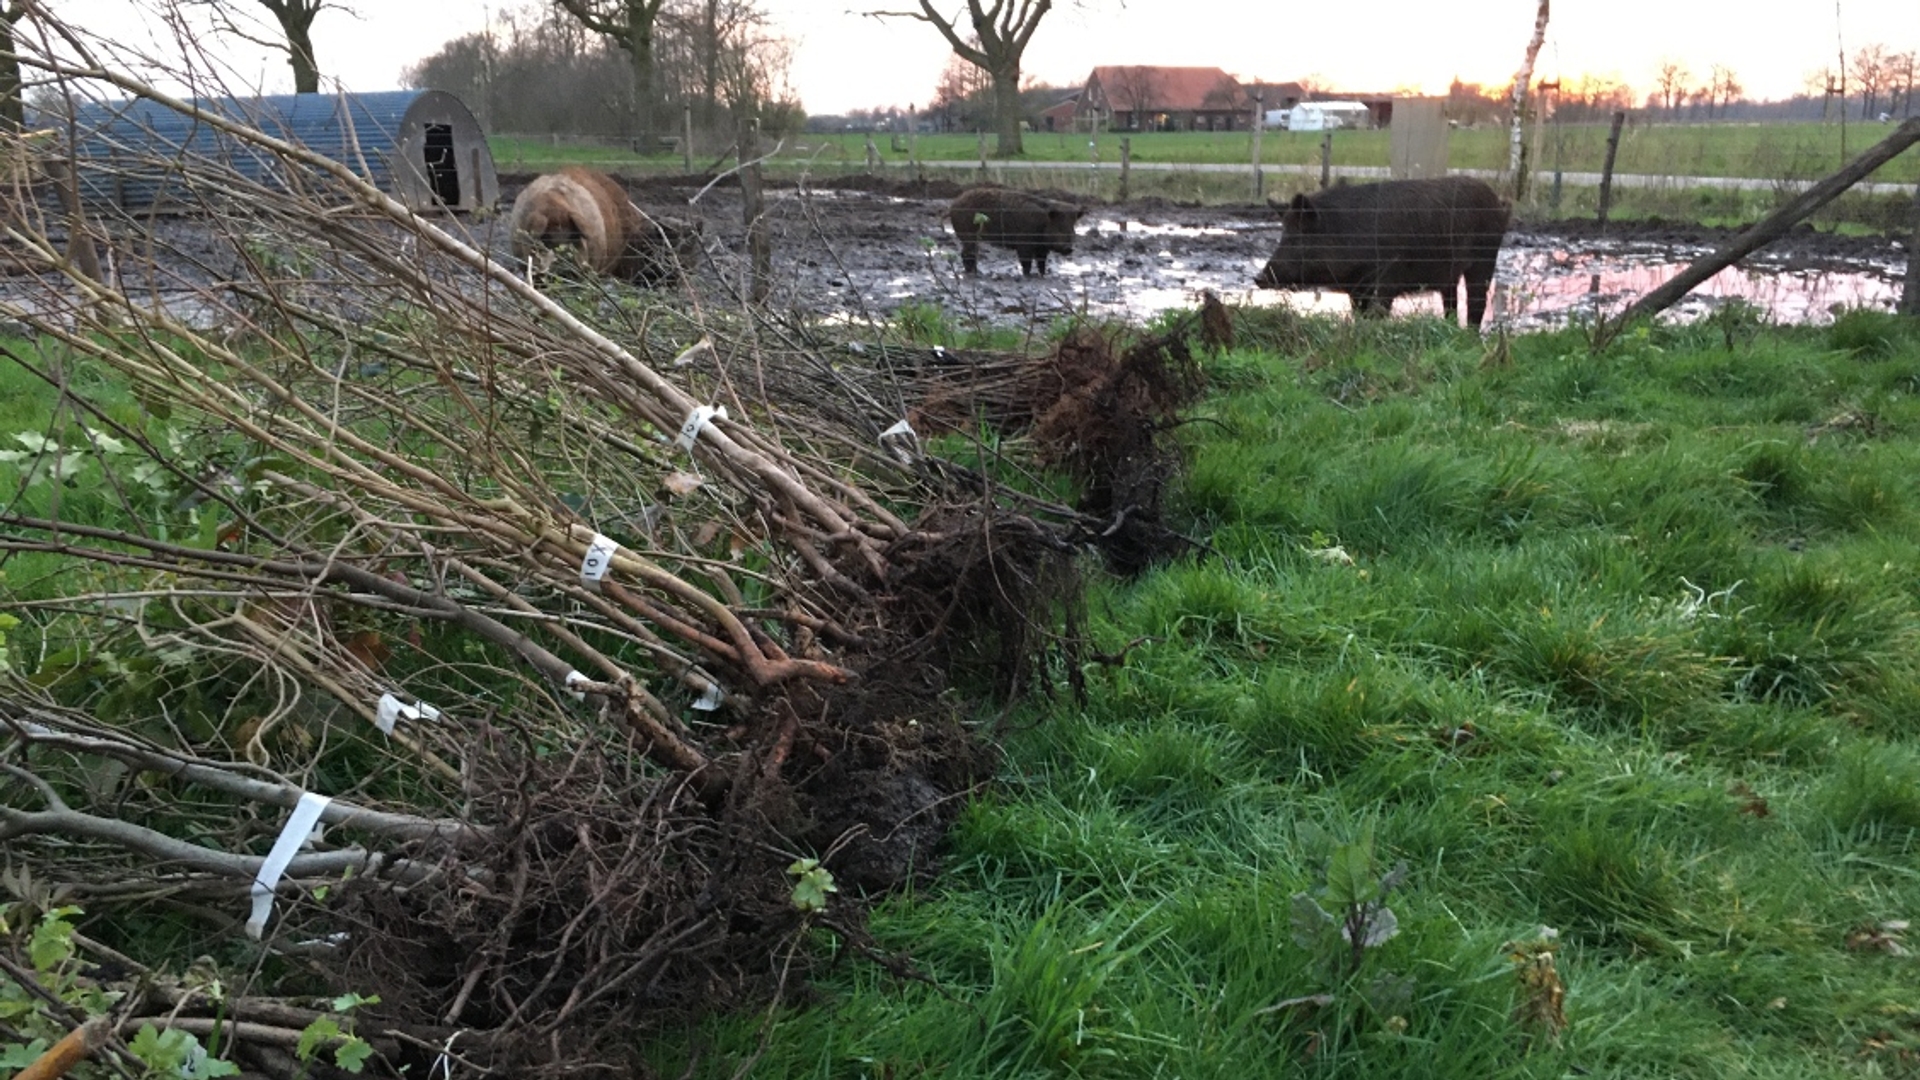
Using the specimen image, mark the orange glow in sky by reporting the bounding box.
[48,0,1920,115]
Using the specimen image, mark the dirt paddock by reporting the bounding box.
[576,171,1908,329]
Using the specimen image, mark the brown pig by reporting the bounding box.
[509,166,701,287]
[949,186,1085,277]
[1253,176,1510,327]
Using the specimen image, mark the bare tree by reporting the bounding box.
[0,2,24,129]
[657,0,787,138]
[1506,0,1549,198]
[1654,58,1690,119]
[1854,42,1890,118]
[1106,65,1161,130]
[1709,64,1743,117]
[872,0,1055,156]
[553,0,670,137]
[180,0,338,92]
[929,47,989,130]
[1804,65,1840,120]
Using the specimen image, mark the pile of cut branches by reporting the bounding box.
[0,12,1102,1077]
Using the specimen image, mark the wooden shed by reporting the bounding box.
[67,89,498,213]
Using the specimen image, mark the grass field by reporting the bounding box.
[492,120,1920,186]
[10,287,1920,1077]
[637,308,1920,1078]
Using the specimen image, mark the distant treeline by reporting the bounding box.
[402,2,802,144]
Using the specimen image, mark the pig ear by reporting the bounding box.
[1284,192,1317,227]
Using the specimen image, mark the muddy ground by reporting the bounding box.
[15,172,1903,332]
[577,171,1908,329]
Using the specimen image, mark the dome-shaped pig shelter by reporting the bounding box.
[68,89,499,214]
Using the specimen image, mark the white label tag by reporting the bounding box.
[375,693,439,735]
[246,791,333,940]
[375,693,402,734]
[565,669,590,702]
[580,533,619,588]
[692,680,725,711]
[674,404,728,452]
[880,418,916,440]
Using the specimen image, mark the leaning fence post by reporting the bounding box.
[1119,136,1131,202]
[977,131,988,180]
[1597,109,1626,226]
[1319,130,1333,189]
[1606,116,1920,339]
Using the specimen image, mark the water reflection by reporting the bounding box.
[1096,245,1903,329]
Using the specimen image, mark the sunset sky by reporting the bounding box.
[54,1,1920,115]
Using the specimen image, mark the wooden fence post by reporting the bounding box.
[977,131,988,180]
[1119,136,1131,202]
[738,110,770,304]
[1319,130,1333,189]
[1596,109,1626,226]
[1251,95,1265,201]
[683,102,694,173]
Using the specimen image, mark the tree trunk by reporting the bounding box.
[286,21,318,93]
[700,0,719,134]
[990,63,1023,157]
[0,6,21,132]
[1507,0,1549,199]
[627,0,656,139]
[263,1,322,93]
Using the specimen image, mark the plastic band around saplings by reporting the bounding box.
[246,791,333,940]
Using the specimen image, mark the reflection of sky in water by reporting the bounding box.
[1094,246,1902,329]
[1092,219,1247,239]
[851,224,1901,330]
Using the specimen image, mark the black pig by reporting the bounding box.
[949,187,1084,276]
[1253,176,1511,327]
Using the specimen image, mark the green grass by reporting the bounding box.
[788,122,1920,183]
[644,313,1920,1078]
[502,121,1920,192]
[496,121,1920,232]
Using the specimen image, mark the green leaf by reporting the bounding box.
[0,1039,50,1068]
[1322,839,1376,908]
[1289,892,1336,952]
[329,992,378,1014]
[333,1036,375,1074]
[296,1016,343,1061]
[198,1056,242,1078]
[28,908,79,972]
[129,1025,193,1072]
[787,858,838,913]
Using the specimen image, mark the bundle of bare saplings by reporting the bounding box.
[0,14,1205,1079]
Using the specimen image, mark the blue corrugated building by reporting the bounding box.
[68,89,498,213]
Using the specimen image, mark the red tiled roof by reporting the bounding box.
[1088,66,1244,112]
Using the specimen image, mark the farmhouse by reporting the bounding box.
[1036,89,1082,132]
[1077,66,1248,132]
[66,89,499,214]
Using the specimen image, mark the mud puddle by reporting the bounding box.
[675,181,1907,331]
